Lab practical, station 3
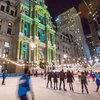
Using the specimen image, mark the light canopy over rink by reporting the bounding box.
[0,77,100,100]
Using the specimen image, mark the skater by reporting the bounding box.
[46,71,52,88]
[53,72,58,89]
[95,72,100,92]
[40,72,43,78]
[18,68,34,100]
[66,70,74,91]
[77,70,81,82]
[90,71,95,81]
[59,69,66,91]
[2,64,7,85]
[80,72,89,94]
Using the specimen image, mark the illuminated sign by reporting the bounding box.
[4,42,10,48]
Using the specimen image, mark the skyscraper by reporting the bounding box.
[56,7,89,65]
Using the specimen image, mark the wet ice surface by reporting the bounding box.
[0,77,100,100]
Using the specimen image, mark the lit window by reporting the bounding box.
[4,42,10,48]
[8,22,12,27]
[3,42,10,58]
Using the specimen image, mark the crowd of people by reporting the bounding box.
[46,69,100,93]
[0,64,100,100]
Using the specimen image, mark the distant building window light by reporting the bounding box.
[55,17,59,22]
[3,48,9,58]
[4,42,10,48]
[8,22,12,27]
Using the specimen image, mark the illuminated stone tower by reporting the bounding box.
[15,0,56,71]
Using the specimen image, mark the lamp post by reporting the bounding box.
[30,42,35,51]
[30,42,35,74]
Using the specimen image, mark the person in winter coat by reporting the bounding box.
[95,73,100,92]
[46,71,53,88]
[18,68,34,100]
[80,72,89,94]
[53,72,58,89]
[59,69,66,91]
[2,68,7,85]
[66,70,74,91]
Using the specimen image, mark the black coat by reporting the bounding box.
[66,73,74,83]
[53,73,58,83]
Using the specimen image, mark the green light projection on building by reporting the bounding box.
[17,0,56,66]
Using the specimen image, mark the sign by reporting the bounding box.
[4,42,10,48]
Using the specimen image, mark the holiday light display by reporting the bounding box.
[16,0,56,66]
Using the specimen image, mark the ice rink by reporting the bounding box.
[0,77,100,100]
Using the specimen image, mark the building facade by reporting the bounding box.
[83,0,100,56]
[0,0,56,73]
[0,0,17,72]
[86,34,95,57]
[55,7,88,66]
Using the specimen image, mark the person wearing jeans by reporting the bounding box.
[80,72,89,94]
[59,69,66,91]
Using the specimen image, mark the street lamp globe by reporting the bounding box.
[64,54,67,59]
[30,42,35,50]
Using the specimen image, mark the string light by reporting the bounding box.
[0,56,25,67]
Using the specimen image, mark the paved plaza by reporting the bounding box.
[0,77,100,100]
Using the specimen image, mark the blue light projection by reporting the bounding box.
[38,29,45,43]
[24,1,29,7]
[24,22,29,37]
[37,14,45,25]
[23,42,28,60]
[39,50,45,59]
[24,8,29,16]
[40,0,43,6]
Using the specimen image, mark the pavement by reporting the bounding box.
[0,76,100,100]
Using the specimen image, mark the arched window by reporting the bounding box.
[24,8,29,16]
[37,14,45,25]
[24,22,29,37]
[38,29,45,43]
[40,0,43,6]
[23,42,28,60]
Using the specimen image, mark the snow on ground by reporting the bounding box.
[0,77,100,100]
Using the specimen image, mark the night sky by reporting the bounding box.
[45,0,90,35]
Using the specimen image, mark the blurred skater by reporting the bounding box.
[2,68,7,85]
[18,67,34,100]
[95,72,100,92]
